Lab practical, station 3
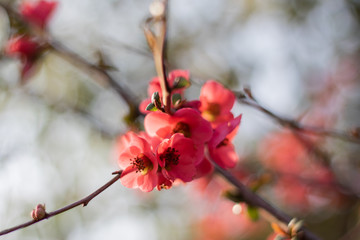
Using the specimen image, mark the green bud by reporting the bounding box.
[246,205,259,221]
[172,93,182,106]
[223,190,244,203]
[151,92,162,109]
[145,102,157,111]
[172,77,190,89]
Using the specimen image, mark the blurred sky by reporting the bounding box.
[0,0,359,239]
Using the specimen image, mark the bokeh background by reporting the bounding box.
[0,0,360,239]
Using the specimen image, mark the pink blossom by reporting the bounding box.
[157,172,173,190]
[157,133,198,182]
[139,70,190,113]
[5,36,39,59]
[20,0,58,29]
[194,157,214,179]
[208,115,242,169]
[117,131,158,192]
[199,80,235,126]
[144,107,213,145]
[5,35,40,79]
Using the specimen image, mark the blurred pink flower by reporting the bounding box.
[208,115,242,169]
[199,80,235,126]
[20,0,58,29]
[5,35,39,59]
[5,35,40,79]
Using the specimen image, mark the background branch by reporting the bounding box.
[208,156,321,240]
[0,171,123,236]
[236,88,360,144]
[0,2,141,125]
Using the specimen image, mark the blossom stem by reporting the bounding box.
[144,0,172,114]
[236,88,360,144]
[0,171,123,236]
[206,148,321,240]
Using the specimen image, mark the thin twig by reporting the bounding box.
[0,2,141,125]
[208,155,321,240]
[0,171,123,236]
[236,89,360,144]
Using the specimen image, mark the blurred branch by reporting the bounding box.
[0,2,141,126]
[339,219,360,240]
[207,153,321,240]
[236,88,360,144]
[0,170,123,236]
[24,89,120,138]
[46,40,141,125]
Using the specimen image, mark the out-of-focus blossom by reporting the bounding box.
[259,130,344,212]
[5,35,41,78]
[199,80,235,126]
[20,0,58,29]
[208,115,242,169]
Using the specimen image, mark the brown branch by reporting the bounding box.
[208,156,321,240]
[144,0,172,114]
[236,88,360,144]
[46,40,141,122]
[339,220,360,240]
[0,2,141,126]
[0,171,123,236]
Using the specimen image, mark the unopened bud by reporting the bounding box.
[31,204,46,221]
[151,91,162,109]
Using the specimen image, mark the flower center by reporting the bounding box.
[202,103,221,121]
[172,122,191,138]
[160,147,180,170]
[130,153,153,175]
[216,138,229,148]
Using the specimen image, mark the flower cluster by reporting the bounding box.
[117,70,242,192]
[4,0,58,79]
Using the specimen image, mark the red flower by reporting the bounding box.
[117,131,158,192]
[208,115,242,169]
[139,70,190,113]
[20,0,58,29]
[5,35,40,79]
[157,133,198,182]
[144,107,213,145]
[194,157,214,179]
[5,35,39,59]
[199,80,235,126]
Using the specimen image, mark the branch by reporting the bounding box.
[0,2,141,126]
[208,157,321,240]
[144,0,172,114]
[46,40,141,124]
[236,88,360,144]
[0,170,123,236]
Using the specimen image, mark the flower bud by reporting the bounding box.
[31,204,46,221]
